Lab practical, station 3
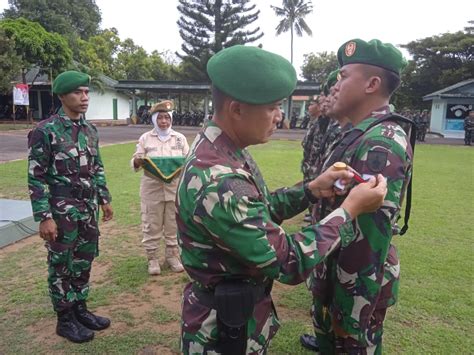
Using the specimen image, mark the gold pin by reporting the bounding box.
[333,162,347,170]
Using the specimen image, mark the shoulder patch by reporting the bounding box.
[366,150,388,173]
[221,178,259,201]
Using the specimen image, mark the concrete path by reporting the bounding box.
[0,124,466,163]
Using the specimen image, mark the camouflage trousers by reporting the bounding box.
[45,211,99,312]
[180,283,279,354]
[311,299,387,355]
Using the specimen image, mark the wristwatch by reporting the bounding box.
[303,182,319,204]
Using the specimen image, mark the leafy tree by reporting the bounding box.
[300,51,338,83]
[0,27,22,93]
[2,0,101,40]
[177,0,264,80]
[271,0,313,64]
[114,38,151,80]
[0,18,72,76]
[148,50,180,81]
[76,28,121,79]
[397,27,474,107]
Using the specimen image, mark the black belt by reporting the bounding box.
[192,281,272,309]
[50,185,96,199]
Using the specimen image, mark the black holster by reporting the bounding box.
[215,280,260,355]
[193,280,270,355]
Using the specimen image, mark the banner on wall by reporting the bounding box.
[446,104,472,120]
[445,104,473,130]
[13,84,29,106]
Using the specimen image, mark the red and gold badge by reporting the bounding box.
[345,41,357,57]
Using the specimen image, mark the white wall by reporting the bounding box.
[87,88,130,120]
[429,98,473,138]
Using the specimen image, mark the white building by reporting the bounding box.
[423,79,474,138]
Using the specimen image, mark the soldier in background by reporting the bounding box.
[27,71,113,343]
[176,45,388,354]
[464,110,474,145]
[415,109,429,142]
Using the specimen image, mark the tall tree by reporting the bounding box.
[76,28,121,79]
[0,18,72,75]
[114,38,151,80]
[177,0,264,80]
[300,51,338,83]
[271,0,313,64]
[2,0,101,40]
[396,26,474,107]
[0,27,22,93]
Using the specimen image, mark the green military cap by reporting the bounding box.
[207,45,297,105]
[323,69,340,95]
[337,39,407,76]
[53,70,91,95]
[150,100,174,114]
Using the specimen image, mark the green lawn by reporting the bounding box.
[0,123,34,131]
[0,141,473,354]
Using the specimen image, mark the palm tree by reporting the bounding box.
[271,0,313,64]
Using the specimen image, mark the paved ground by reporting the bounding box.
[0,124,467,163]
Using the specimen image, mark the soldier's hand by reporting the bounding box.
[133,158,144,169]
[341,175,387,219]
[101,204,113,222]
[309,166,354,198]
[39,218,58,242]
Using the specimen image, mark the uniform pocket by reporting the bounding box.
[52,142,78,175]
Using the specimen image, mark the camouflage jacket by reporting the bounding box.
[301,116,330,182]
[176,121,356,353]
[311,106,413,343]
[27,113,111,222]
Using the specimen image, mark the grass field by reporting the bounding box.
[0,140,473,354]
[0,123,34,131]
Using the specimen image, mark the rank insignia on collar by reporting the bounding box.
[366,150,388,173]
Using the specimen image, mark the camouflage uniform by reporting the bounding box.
[301,116,330,183]
[28,114,111,312]
[177,121,357,354]
[310,106,412,354]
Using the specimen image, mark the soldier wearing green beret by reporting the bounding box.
[176,45,388,354]
[27,70,113,343]
[301,39,414,354]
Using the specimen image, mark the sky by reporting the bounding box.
[1,0,472,77]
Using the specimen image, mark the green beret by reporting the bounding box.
[337,39,407,76]
[53,70,90,95]
[323,69,340,95]
[207,45,297,105]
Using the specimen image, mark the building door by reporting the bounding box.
[113,98,118,120]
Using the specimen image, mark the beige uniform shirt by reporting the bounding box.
[132,129,189,202]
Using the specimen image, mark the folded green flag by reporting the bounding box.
[143,156,186,183]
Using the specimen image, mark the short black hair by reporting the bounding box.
[363,65,401,97]
[211,85,229,114]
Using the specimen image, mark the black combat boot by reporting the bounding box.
[300,333,320,352]
[73,301,111,331]
[56,309,94,343]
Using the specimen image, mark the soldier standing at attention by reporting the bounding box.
[131,100,189,275]
[176,45,389,354]
[305,39,413,354]
[27,71,113,343]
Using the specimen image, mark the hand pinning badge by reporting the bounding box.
[332,162,372,191]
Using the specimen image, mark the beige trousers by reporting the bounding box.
[141,199,178,254]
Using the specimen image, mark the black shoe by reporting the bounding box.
[56,310,94,343]
[74,301,111,331]
[300,334,319,352]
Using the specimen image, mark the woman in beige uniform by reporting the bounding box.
[132,100,189,275]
